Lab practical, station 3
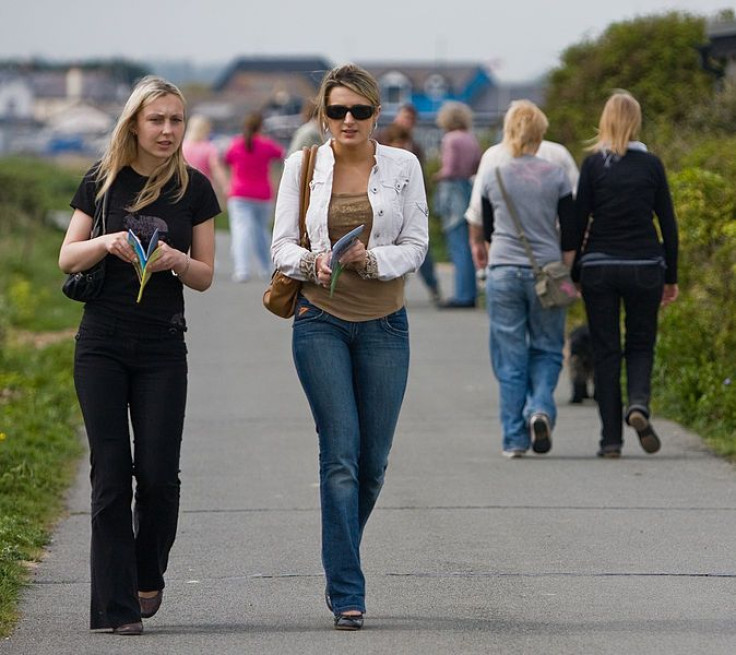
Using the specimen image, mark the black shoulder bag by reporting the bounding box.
[61,190,109,302]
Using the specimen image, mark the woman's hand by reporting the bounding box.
[106,231,137,263]
[661,283,679,307]
[147,241,187,274]
[315,253,332,287]
[470,240,488,271]
[339,239,367,271]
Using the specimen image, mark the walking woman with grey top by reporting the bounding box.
[573,91,678,458]
[468,100,577,458]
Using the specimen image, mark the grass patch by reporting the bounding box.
[0,340,83,637]
[0,156,86,636]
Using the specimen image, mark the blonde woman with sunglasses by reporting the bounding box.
[271,63,428,630]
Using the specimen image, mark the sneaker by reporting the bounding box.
[627,410,661,454]
[502,449,526,459]
[530,413,552,454]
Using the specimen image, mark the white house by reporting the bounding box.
[0,74,34,120]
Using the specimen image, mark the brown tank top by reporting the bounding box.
[302,193,404,321]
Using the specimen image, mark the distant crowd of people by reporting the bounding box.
[59,64,678,635]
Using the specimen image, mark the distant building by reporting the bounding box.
[0,73,34,121]
[29,67,129,122]
[205,56,546,147]
[210,56,331,135]
[361,61,545,126]
[0,63,132,155]
[700,20,736,80]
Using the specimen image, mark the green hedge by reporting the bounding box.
[654,167,736,455]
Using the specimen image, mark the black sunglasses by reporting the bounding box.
[325,105,376,120]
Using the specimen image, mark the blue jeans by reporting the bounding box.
[227,197,273,279]
[486,266,566,451]
[580,263,664,450]
[445,220,477,304]
[292,297,410,615]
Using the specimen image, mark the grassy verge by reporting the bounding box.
[0,156,85,637]
[0,340,83,637]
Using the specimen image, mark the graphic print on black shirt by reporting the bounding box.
[125,213,170,251]
[70,165,220,328]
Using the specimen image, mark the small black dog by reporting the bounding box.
[568,324,595,404]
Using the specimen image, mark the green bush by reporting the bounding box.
[654,167,736,455]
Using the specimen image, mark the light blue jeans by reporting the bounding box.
[227,197,273,279]
[486,266,566,452]
[292,297,409,615]
[435,179,476,304]
[445,220,477,304]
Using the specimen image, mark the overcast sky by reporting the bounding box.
[2,1,731,81]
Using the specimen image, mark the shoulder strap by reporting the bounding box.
[298,145,318,249]
[91,188,109,239]
[495,168,541,275]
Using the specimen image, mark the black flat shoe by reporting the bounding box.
[334,613,364,631]
[112,621,143,635]
[139,590,163,619]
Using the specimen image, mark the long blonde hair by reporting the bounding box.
[588,91,642,156]
[502,100,548,157]
[96,75,189,212]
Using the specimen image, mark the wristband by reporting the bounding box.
[172,252,191,278]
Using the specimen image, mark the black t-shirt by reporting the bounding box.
[70,165,220,329]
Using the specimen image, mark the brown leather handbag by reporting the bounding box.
[262,144,318,318]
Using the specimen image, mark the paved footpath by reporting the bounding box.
[3,236,736,654]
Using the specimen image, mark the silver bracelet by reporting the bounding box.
[171,252,191,278]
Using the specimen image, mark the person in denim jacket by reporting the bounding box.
[271,64,428,631]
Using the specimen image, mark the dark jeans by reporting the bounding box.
[74,312,188,629]
[580,263,664,450]
[292,297,409,615]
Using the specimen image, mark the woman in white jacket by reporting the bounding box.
[271,63,428,631]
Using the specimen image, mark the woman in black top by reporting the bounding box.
[574,91,678,458]
[59,76,220,635]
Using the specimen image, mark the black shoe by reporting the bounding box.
[596,447,621,459]
[438,299,475,309]
[627,410,661,454]
[112,621,143,635]
[530,413,552,454]
[334,614,364,631]
[139,590,163,619]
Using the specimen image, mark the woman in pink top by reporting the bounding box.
[224,112,285,282]
[182,115,228,197]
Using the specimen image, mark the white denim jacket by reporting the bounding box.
[271,140,429,281]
